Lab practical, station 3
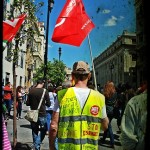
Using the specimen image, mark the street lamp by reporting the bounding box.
[44,0,54,88]
[109,62,114,81]
[58,47,62,61]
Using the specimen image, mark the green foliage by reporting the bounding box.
[33,59,67,86]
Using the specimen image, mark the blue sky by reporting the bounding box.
[35,0,135,69]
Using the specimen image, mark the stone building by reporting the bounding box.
[25,22,45,87]
[65,67,72,81]
[93,30,137,89]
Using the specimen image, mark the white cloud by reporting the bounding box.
[104,16,117,26]
[103,15,124,27]
[102,9,111,14]
[118,16,124,21]
[48,44,52,48]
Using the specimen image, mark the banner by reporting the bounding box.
[3,13,27,46]
[52,0,95,47]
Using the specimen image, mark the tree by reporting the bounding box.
[33,59,67,87]
[3,0,44,147]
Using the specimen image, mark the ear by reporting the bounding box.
[88,73,91,80]
[71,74,75,86]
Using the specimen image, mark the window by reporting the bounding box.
[5,43,13,62]
[20,76,22,86]
[5,73,10,83]
[132,54,137,61]
[120,55,123,62]
[34,60,36,69]
[16,75,18,84]
[25,76,26,84]
[20,51,24,68]
[132,38,136,44]
[3,0,7,19]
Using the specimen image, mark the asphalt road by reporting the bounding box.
[6,103,123,150]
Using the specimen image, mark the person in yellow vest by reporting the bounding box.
[49,61,109,150]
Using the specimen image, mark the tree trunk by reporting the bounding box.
[12,39,19,148]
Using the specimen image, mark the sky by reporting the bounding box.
[35,0,135,69]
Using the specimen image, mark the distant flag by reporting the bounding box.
[3,13,27,48]
[51,0,95,47]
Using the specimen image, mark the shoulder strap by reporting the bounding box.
[37,88,46,110]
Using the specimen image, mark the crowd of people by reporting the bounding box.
[2,60,147,150]
[2,83,28,121]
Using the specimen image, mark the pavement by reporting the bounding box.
[6,103,123,150]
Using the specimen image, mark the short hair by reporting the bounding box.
[73,73,89,81]
[6,82,10,85]
[48,86,54,92]
[16,86,23,92]
[36,80,45,85]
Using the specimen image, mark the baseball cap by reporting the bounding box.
[72,61,90,74]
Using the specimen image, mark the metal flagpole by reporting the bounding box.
[87,34,97,91]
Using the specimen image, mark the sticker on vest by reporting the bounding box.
[90,105,100,116]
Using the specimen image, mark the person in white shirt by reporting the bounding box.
[46,86,56,134]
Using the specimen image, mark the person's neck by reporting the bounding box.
[36,84,43,88]
[75,81,88,88]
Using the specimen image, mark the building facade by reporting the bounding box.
[93,30,137,89]
[3,0,27,86]
[64,67,72,81]
[25,22,45,87]
[3,0,45,89]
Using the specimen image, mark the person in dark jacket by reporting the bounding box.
[26,80,51,150]
[101,81,117,148]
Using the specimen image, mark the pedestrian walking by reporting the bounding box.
[49,61,109,150]
[115,83,127,130]
[3,82,13,120]
[16,86,24,119]
[135,80,147,95]
[2,82,8,120]
[120,80,147,150]
[21,86,26,104]
[46,86,56,135]
[26,80,51,150]
[101,81,117,148]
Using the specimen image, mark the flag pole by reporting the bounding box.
[87,34,98,91]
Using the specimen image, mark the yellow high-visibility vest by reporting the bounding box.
[57,87,105,150]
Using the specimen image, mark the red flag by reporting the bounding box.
[51,0,95,47]
[3,14,27,44]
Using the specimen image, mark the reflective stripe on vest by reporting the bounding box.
[58,87,105,150]
[58,137,98,145]
[59,115,102,123]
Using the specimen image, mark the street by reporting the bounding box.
[6,103,123,150]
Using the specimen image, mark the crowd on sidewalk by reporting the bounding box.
[2,60,148,150]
